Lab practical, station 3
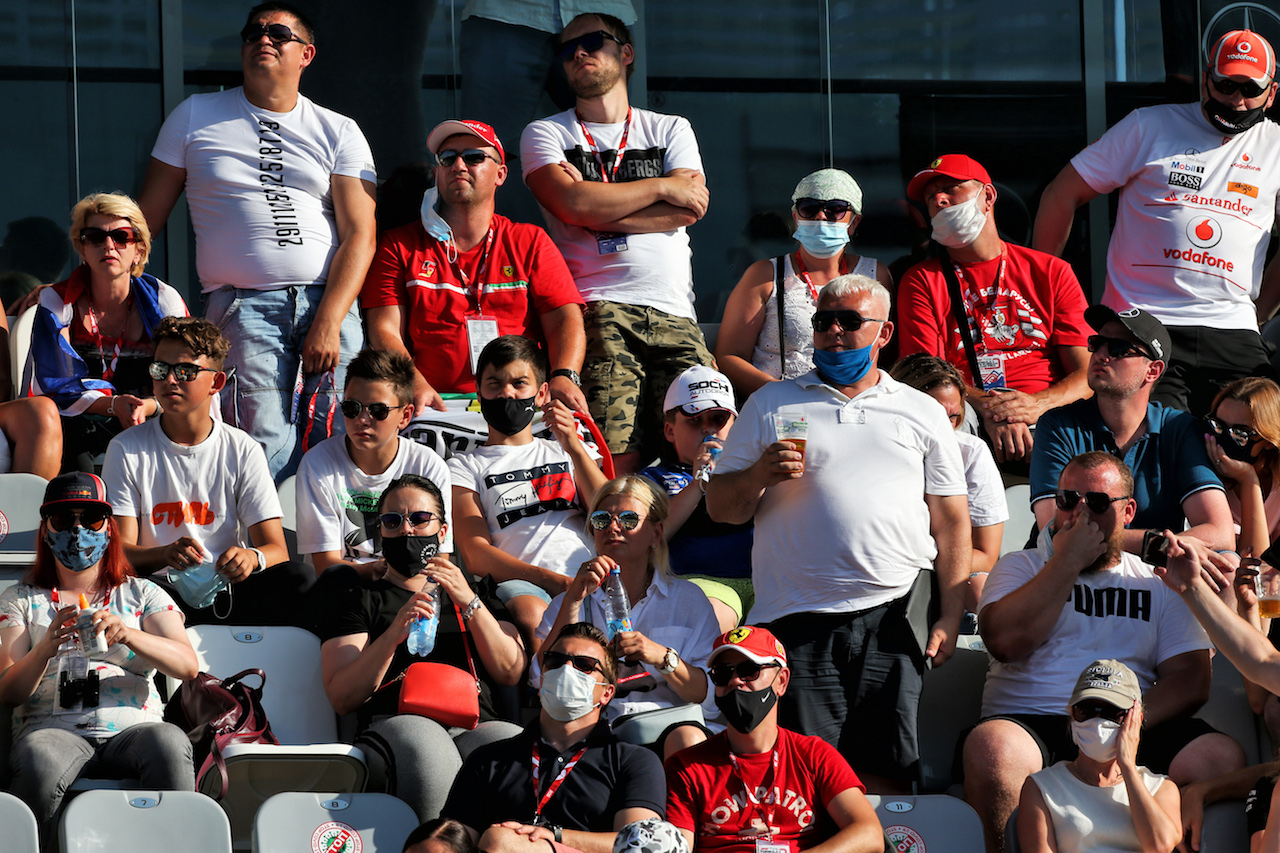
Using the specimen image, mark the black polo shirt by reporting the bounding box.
[443,719,666,832]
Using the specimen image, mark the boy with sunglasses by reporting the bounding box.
[665,626,884,853]
[363,119,587,414]
[1035,29,1280,416]
[102,317,311,626]
[294,349,452,579]
[641,366,752,633]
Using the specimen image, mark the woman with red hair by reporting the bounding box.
[0,472,198,843]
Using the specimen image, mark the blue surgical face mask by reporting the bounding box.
[419,187,457,260]
[793,220,849,259]
[167,557,229,610]
[45,526,110,572]
[813,342,875,386]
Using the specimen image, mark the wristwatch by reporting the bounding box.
[658,647,680,674]
[550,368,581,387]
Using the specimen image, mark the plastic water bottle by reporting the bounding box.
[76,593,107,657]
[603,567,633,639]
[407,583,440,657]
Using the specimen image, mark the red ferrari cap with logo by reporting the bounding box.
[427,119,506,163]
[708,626,787,667]
[907,154,993,202]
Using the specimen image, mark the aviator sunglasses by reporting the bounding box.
[379,511,438,530]
[340,399,405,421]
[240,21,308,46]
[437,149,501,168]
[589,510,642,531]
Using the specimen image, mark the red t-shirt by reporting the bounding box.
[896,242,1089,393]
[360,214,583,393]
[665,728,865,853]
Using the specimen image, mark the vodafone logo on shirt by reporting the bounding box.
[1186,216,1223,248]
[1232,152,1262,171]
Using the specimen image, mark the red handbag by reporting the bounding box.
[394,601,481,729]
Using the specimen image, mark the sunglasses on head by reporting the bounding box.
[811,310,884,334]
[678,408,732,430]
[589,510,642,531]
[1211,75,1269,99]
[80,227,139,248]
[1054,489,1130,513]
[1205,414,1261,448]
[794,198,854,221]
[379,511,438,530]
[149,360,217,382]
[1070,701,1128,724]
[708,660,781,687]
[340,399,405,421]
[544,650,606,676]
[556,29,626,62]
[437,149,500,168]
[1086,335,1153,361]
[44,507,111,532]
[240,21,308,46]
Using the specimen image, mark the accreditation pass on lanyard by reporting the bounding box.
[577,108,633,255]
[531,743,589,825]
[456,227,500,375]
[727,750,787,853]
[956,252,1008,392]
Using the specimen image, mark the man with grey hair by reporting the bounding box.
[706,273,972,793]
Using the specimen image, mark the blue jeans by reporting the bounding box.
[205,285,363,483]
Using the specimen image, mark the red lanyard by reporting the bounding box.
[952,250,1007,352]
[575,108,632,183]
[531,743,589,820]
[453,227,495,316]
[299,369,336,453]
[727,749,780,838]
[792,252,849,304]
[85,298,127,382]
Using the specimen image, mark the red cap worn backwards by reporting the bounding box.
[907,154,992,202]
[426,119,506,164]
[1210,29,1276,86]
[707,626,787,667]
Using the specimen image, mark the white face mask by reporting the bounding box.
[540,662,602,722]
[930,193,987,248]
[1071,718,1121,763]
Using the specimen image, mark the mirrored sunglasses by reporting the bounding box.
[437,148,500,168]
[588,510,642,531]
[149,361,217,382]
[379,511,438,530]
[1204,415,1261,448]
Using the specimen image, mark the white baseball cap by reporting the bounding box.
[662,365,737,416]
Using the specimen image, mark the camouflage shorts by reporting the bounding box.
[582,301,714,455]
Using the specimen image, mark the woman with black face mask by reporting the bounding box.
[1203,377,1280,558]
[315,473,526,819]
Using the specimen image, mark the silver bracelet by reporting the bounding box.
[462,595,483,622]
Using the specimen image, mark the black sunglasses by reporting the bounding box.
[811,310,884,334]
[794,198,854,221]
[557,29,626,62]
[1070,701,1128,724]
[1205,415,1261,448]
[149,361,217,382]
[1211,75,1269,99]
[1086,335,1154,361]
[44,507,111,532]
[678,408,732,430]
[240,21,308,46]
[379,511,438,530]
[1054,489,1130,514]
[340,399,405,421]
[589,510,642,531]
[437,149,500,168]
[544,650,606,676]
[80,226,140,248]
[708,660,781,687]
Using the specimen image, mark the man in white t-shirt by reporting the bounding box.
[962,450,1245,853]
[137,2,378,482]
[1034,29,1280,415]
[102,317,310,626]
[294,349,452,579]
[706,273,972,793]
[521,12,714,473]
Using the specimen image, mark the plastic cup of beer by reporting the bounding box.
[773,413,809,468]
[1250,560,1280,618]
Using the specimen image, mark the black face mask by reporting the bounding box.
[383,533,441,577]
[714,685,778,734]
[1203,97,1269,135]
[480,395,538,436]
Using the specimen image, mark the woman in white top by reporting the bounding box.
[716,168,893,397]
[1018,660,1181,853]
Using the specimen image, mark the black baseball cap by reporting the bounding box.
[1085,305,1171,362]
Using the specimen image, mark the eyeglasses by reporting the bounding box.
[1054,489,1130,513]
[556,29,626,62]
[794,198,854,221]
[379,511,438,530]
[708,660,781,687]
[589,510,642,531]
[811,310,884,333]
[1211,75,1269,99]
[240,21,308,46]
[340,399,405,421]
[436,149,501,168]
[543,650,606,677]
[79,227,140,248]
[1070,701,1128,724]
[1205,414,1261,448]
[678,408,732,431]
[1086,335,1154,361]
[149,361,217,382]
[44,507,111,532]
